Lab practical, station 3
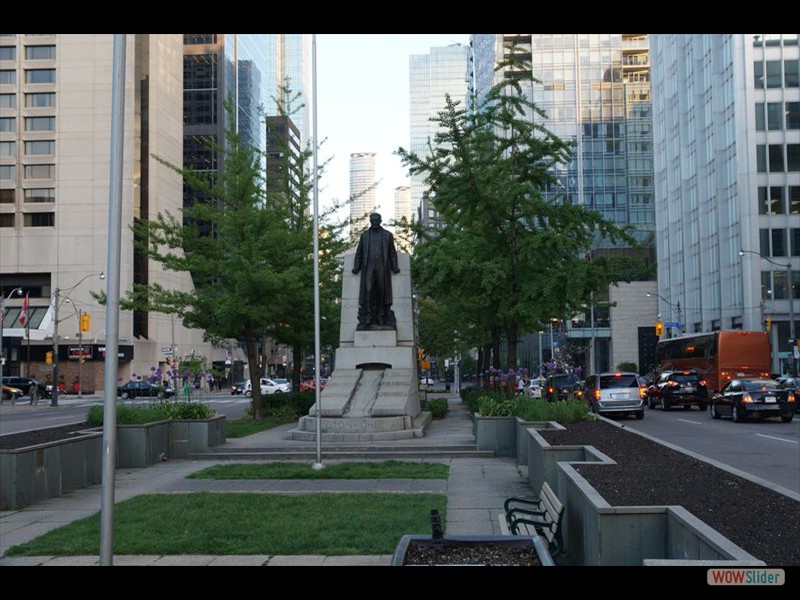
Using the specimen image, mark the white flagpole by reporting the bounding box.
[311,33,324,471]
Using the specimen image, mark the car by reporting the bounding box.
[523,377,546,399]
[230,380,247,395]
[244,377,291,396]
[117,380,175,399]
[777,376,800,412]
[2,383,25,401]
[646,370,708,411]
[710,378,795,423]
[543,373,579,402]
[272,378,292,392]
[566,380,586,402]
[2,376,49,401]
[583,371,645,419]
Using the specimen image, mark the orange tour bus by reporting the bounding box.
[655,330,771,395]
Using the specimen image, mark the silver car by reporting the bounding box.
[583,372,645,419]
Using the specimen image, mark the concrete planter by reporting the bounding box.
[168,415,226,459]
[0,430,103,510]
[473,413,517,456]
[116,420,171,468]
[522,420,764,566]
[391,534,555,566]
[515,419,560,465]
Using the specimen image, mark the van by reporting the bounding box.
[583,372,645,419]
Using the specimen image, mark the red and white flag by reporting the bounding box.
[19,293,29,327]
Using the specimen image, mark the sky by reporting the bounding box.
[315,34,471,225]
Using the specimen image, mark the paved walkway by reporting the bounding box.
[0,395,532,566]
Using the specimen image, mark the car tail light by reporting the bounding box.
[576,390,583,397]
[639,387,647,399]
[548,387,554,394]
[699,380,707,387]
[742,393,752,404]
[788,393,796,403]
[666,381,678,387]
[594,389,601,400]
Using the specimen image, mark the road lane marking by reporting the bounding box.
[677,418,704,425]
[755,433,798,444]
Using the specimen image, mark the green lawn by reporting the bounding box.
[225,416,294,438]
[6,492,447,557]
[187,460,449,480]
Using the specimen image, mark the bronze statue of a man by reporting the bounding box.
[352,212,400,330]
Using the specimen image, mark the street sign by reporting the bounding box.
[664,321,682,328]
[161,347,173,355]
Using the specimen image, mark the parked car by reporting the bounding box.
[777,376,800,412]
[117,380,175,400]
[544,374,579,402]
[583,372,645,419]
[2,375,49,401]
[2,383,25,401]
[230,380,247,395]
[710,378,795,423]
[272,378,292,392]
[524,378,545,399]
[646,370,708,411]
[244,378,291,396]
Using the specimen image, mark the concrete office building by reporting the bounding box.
[0,34,213,390]
[349,151,376,233]
[650,33,800,373]
[409,44,470,227]
[470,34,656,374]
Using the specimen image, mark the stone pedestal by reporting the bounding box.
[286,251,427,441]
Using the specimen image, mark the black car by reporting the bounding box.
[117,380,174,400]
[646,370,708,411]
[230,380,247,395]
[544,374,579,402]
[1,376,49,402]
[710,378,795,423]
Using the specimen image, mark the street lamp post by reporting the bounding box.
[740,249,795,371]
[1,287,24,391]
[51,272,104,407]
[64,299,84,396]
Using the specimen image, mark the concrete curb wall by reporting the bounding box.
[474,414,516,456]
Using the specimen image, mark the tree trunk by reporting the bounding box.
[490,325,502,370]
[292,344,303,391]
[506,323,519,397]
[244,327,263,420]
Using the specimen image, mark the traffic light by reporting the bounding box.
[418,347,425,361]
[45,351,53,365]
[764,315,772,332]
[80,312,90,333]
[655,321,664,336]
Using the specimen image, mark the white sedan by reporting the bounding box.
[244,378,292,396]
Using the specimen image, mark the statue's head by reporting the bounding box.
[369,212,382,227]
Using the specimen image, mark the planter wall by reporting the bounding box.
[515,419,561,465]
[169,415,226,459]
[0,431,103,510]
[524,425,612,492]
[474,414,516,456]
[116,420,171,468]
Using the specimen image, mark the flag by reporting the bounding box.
[19,293,29,327]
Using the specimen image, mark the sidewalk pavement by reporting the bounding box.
[0,395,532,566]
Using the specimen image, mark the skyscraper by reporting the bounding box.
[0,34,213,387]
[264,34,311,146]
[394,185,412,252]
[349,151,376,232]
[409,44,470,225]
[650,33,800,373]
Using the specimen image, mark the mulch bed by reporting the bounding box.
[403,541,541,566]
[0,423,94,450]
[539,419,800,566]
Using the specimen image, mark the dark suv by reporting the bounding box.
[1,376,49,403]
[647,370,708,411]
[544,374,579,402]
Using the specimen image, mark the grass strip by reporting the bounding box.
[187,460,449,480]
[6,492,447,557]
[225,417,294,438]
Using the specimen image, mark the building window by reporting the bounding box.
[0,140,14,156]
[0,164,15,180]
[0,116,15,132]
[24,45,55,60]
[766,61,782,88]
[0,214,13,227]
[754,61,764,88]
[184,34,217,45]
[24,69,55,84]
[0,189,14,203]
[24,188,54,202]
[24,140,54,155]
[24,164,54,179]
[0,70,16,84]
[25,92,54,107]
[24,116,54,132]
[792,187,800,214]
[0,46,15,60]
[769,186,786,214]
[769,144,784,172]
[23,212,54,227]
[786,59,799,87]
[756,144,767,172]
[767,102,784,129]
[760,228,770,256]
[788,144,800,171]
[0,93,15,108]
[792,228,800,257]
[772,228,787,257]
[755,102,765,130]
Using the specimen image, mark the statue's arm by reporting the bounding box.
[388,233,400,274]
[352,236,363,274]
